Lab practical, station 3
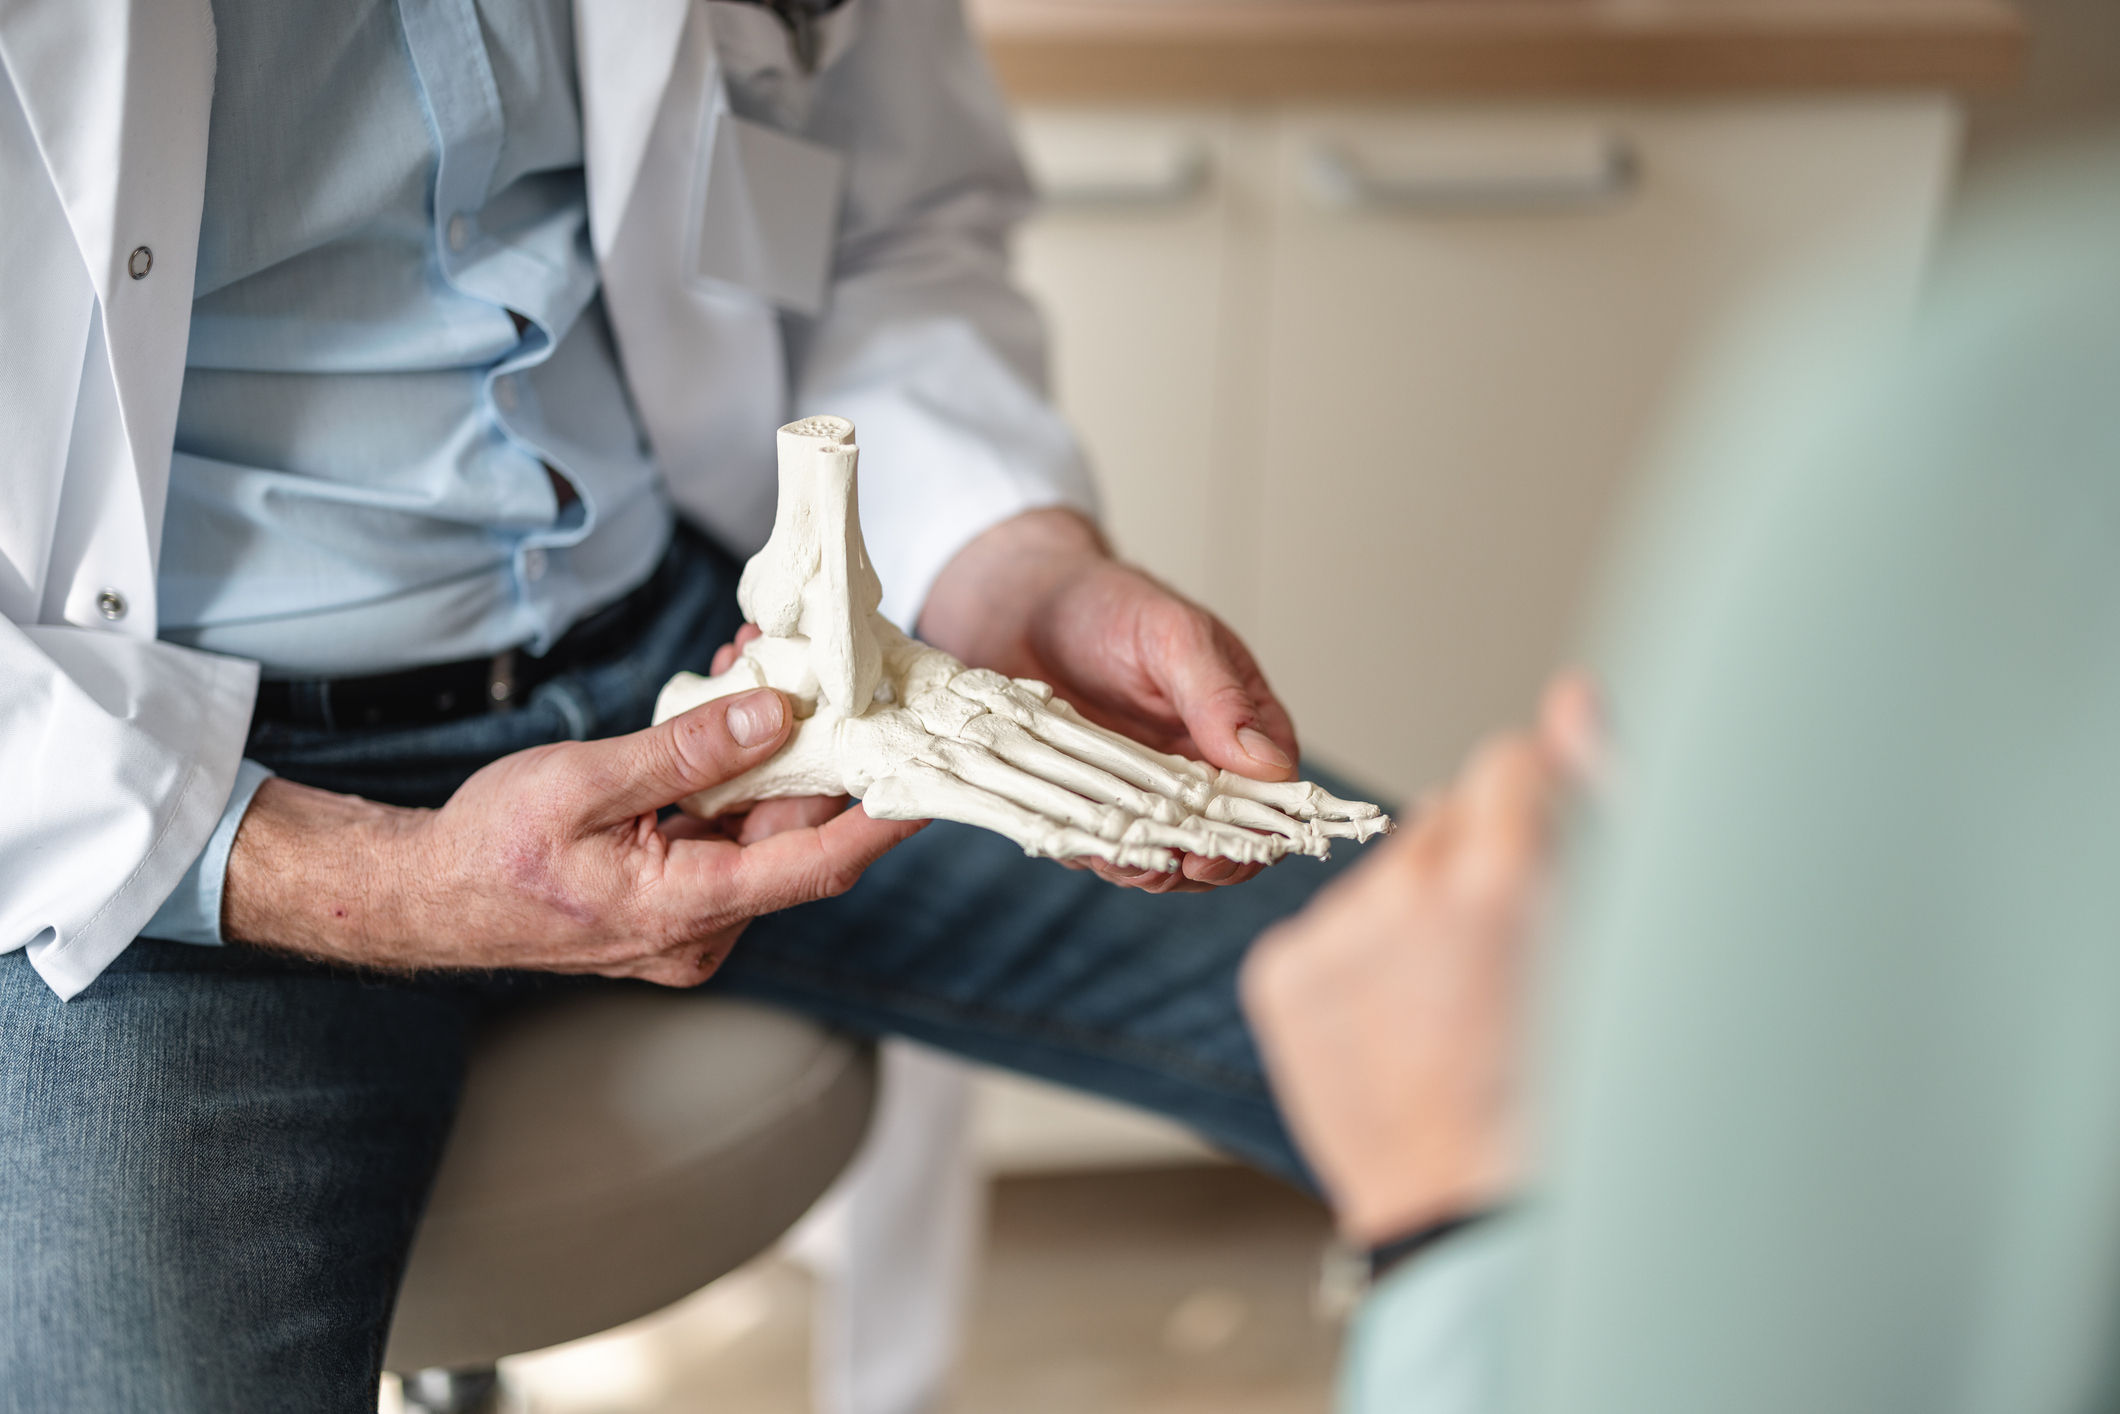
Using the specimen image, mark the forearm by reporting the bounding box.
[221,777,430,967]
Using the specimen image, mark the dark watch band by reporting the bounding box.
[1317,1207,1505,1319]
[1366,1210,1498,1282]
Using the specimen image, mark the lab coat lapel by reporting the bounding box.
[579,0,787,556]
[0,0,215,619]
[576,0,695,262]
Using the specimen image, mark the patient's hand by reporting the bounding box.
[1241,677,1596,1245]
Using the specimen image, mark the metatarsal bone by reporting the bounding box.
[916,736,1288,864]
[952,716,1291,862]
[919,738,1134,840]
[947,672,1216,811]
[863,763,1177,872]
[956,714,1181,823]
[1040,697,1385,826]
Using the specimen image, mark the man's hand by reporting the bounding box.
[702,625,851,841]
[1240,677,1597,1244]
[919,509,1300,893]
[223,689,926,985]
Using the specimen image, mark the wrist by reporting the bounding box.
[1363,1209,1497,1279]
[918,508,1106,666]
[1319,1207,1502,1318]
[1334,1145,1516,1248]
[222,777,431,965]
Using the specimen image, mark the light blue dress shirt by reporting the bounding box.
[145,0,674,945]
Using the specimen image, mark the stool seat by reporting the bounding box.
[385,991,875,1373]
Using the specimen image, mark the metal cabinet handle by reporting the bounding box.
[1306,135,1636,213]
[1036,144,1212,211]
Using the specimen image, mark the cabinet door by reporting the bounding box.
[1010,109,1239,605]
[1249,99,1957,798]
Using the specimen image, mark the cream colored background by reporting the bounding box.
[979,93,1961,1170]
[1014,97,1959,802]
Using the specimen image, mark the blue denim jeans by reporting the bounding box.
[0,527,1382,1412]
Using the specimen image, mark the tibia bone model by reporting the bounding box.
[653,417,1392,872]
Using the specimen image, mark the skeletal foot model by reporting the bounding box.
[654,417,1392,871]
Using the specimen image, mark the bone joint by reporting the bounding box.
[654,417,1392,871]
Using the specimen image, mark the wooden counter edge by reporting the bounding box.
[973,2,2027,102]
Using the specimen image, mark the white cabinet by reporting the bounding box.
[1014,97,1959,799]
[1009,111,1242,606]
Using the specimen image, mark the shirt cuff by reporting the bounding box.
[1339,1213,1528,1414]
[137,758,276,947]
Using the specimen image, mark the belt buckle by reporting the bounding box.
[486,649,519,713]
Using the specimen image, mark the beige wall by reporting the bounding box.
[1014,98,1960,801]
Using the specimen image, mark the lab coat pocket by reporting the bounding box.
[690,104,846,318]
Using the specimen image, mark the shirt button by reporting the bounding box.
[493,376,518,412]
[447,215,470,252]
[127,247,153,280]
[522,547,548,581]
[96,588,127,620]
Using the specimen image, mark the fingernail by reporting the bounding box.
[1238,727,1292,770]
[727,690,784,748]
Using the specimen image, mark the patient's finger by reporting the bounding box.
[1454,736,1560,907]
[1540,672,1605,785]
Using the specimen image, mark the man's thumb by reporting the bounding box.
[1166,652,1298,783]
[575,689,791,824]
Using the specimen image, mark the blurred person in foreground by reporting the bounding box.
[1246,139,2120,1414]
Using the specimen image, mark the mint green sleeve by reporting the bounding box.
[1339,1218,1528,1414]
[1343,144,2120,1414]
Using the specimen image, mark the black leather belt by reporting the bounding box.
[253,538,685,732]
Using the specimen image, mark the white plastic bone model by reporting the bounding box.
[653,417,1392,871]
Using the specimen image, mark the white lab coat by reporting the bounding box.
[0,0,1095,1000]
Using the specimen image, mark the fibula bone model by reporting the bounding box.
[654,417,1392,871]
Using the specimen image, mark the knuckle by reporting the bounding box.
[815,833,878,899]
[1479,734,1548,793]
[1240,926,1303,1004]
[1168,597,1216,641]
